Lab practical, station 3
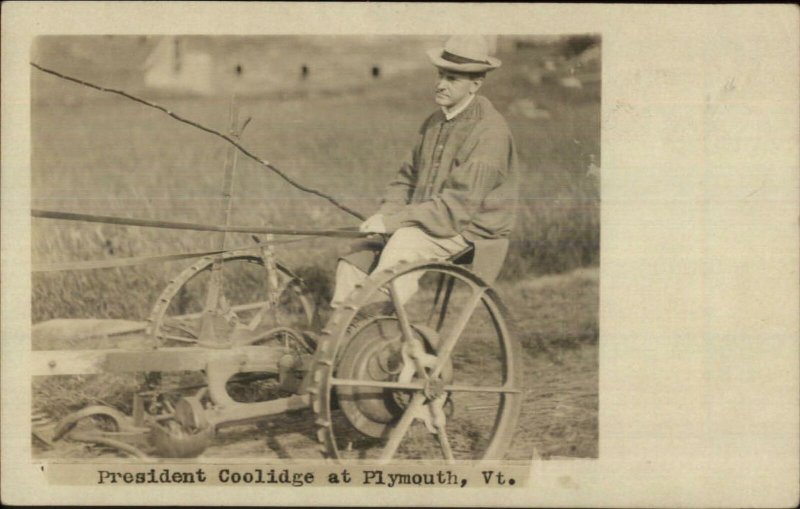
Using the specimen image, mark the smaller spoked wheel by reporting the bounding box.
[146,251,314,347]
[143,251,315,415]
[310,260,523,463]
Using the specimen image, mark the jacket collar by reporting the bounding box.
[439,94,486,123]
[442,94,476,121]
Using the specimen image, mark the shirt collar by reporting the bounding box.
[442,94,475,121]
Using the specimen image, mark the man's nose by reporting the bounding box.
[435,77,447,90]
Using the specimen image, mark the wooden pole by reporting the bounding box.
[31,209,366,238]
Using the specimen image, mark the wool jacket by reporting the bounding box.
[379,95,519,241]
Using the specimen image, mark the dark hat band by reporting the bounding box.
[441,50,490,66]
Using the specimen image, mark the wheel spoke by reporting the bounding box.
[430,288,485,378]
[378,392,426,463]
[160,317,199,337]
[389,280,415,345]
[331,379,519,393]
[431,401,455,464]
[444,384,521,394]
[157,334,199,344]
[244,279,293,329]
[330,378,424,391]
[170,301,270,322]
[437,429,455,464]
[389,280,430,380]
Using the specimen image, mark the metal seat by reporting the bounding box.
[448,245,475,265]
[447,238,509,285]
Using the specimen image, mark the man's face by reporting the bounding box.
[434,69,481,108]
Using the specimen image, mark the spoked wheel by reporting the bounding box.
[143,250,315,416]
[146,250,314,347]
[310,260,523,463]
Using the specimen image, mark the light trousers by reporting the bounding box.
[331,227,469,307]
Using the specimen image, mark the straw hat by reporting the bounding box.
[426,35,502,73]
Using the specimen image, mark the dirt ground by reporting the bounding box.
[32,268,598,461]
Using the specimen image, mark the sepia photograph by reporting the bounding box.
[29,33,600,463]
[3,3,798,507]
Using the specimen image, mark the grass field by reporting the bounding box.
[31,35,600,459]
[31,35,600,322]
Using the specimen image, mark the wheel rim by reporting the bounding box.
[311,260,523,463]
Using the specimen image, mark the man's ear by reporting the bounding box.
[470,77,484,94]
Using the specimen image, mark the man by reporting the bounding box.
[331,35,519,308]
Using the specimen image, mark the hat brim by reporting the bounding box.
[426,47,501,73]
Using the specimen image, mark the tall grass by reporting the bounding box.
[31,37,599,322]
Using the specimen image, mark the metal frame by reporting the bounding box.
[32,92,521,461]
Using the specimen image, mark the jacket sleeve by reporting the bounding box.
[382,128,510,237]
[377,153,417,216]
[376,124,427,216]
[382,160,499,237]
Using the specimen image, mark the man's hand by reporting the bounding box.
[359,214,386,234]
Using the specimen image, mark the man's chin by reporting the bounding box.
[434,96,450,107]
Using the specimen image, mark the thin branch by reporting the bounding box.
[30,62,366,221]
